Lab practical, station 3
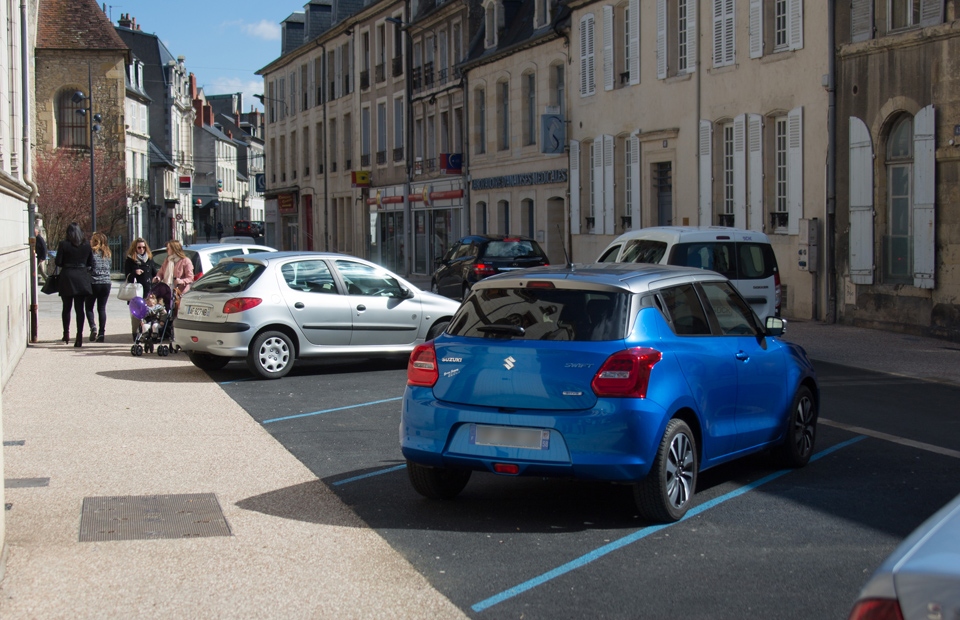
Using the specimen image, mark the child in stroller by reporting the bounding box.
[129,284,179,357]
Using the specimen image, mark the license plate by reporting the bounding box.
[470,425,550,450]
[188,306,208,317]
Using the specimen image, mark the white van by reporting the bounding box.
[598,226,781,319]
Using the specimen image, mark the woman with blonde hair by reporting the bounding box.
[123,238,155,341]
[84,232,113,342]
[153,239,194,309]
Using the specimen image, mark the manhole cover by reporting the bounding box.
[79,493,232,542]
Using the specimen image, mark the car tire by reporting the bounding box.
[407,461,472,500]
[189,352,231,371]
[247,331,294,379]
[426,320,449,341]
[634,419,698,523]
[772,385,817,468]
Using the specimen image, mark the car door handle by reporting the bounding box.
[295,302,305,309]
[736,351,750,361]
[356,304,366,312]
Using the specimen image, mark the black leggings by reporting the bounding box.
[61,295,86,336]
[85,283,111,334]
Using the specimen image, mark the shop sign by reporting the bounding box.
[352,171,371,188]
[471,169,568,191]
[278,193,297,215]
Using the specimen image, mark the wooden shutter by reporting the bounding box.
[913,105,936,289]
[685,0,698,73]
[593,140,604,229]
[848,116,874,285]
[920,0,943,27]
[699,119,713,226]
[788,0,803,51]
[713,0,735,67]
[787,106,803,235]
[630,134,642,227]
[733,114,747,229]
[580,15,596,96]
[851,0,873,43]
[570,140,581,235]
[603,134,615,234]
[749,0,763,59]
[629,0,641,85]
[657,0,667,79]
[603,6,615,91]
[747,113,763,232]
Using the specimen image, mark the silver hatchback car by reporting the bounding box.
[174,252,461,379]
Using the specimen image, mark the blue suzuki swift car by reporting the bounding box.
[399,263,818,522]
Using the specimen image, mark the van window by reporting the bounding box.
[620,240,668,264]
[598,245,621,262]
[736,243,778,280]
[670,243,737,279]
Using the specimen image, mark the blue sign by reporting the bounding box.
[541,115,565,154]
[255,173,266,193]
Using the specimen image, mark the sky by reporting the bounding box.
[113,1,304,112]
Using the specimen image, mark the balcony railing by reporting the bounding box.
[770,212,789,230]
[393,147,404,162]
[375,63,386,83]
[717,213,735,227]
[424,157,437,171]
[127,178,149,199]
[361,154,371,167]
[376,151,387,165]
[412,67,422,92]
[345,159,352,170]
[423,62,435,88]
[438,67,448,85]
[360,70,370,90]
[317,163,324,175]
[331,162,337,172]
[392,56,403,77]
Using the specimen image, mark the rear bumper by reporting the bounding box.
[174,320,253,357]
[400,386,668,481]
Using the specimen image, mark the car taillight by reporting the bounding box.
[473,263,497,277]
[407,343,438,387]
[223,297,262,314]
[775,270,782,315]
[591,348,662,398]
[847,599,905,620]
[194,271,203,280]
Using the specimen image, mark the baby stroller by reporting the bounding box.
[128,282,180,357]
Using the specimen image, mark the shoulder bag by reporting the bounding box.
[117,274,143,301]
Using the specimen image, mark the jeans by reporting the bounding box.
[84,283,111,335]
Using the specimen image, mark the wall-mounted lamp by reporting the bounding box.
[254,93,288,114]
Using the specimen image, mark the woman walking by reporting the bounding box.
[153,239,194,309]
[124,238,155,341]
[55,222,94,347]
[84,232,112,342]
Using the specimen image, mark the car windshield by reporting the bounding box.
[190,262,264,293]
[447,287,629,341]
[621,240,668,263]
[480,240,546,259]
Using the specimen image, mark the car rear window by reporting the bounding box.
[190,262,264,293]
[447,287,630,341]
[152,250,200,275]
[669,242,737,279]
[480,240,546,259]
[208,248,245,266]
[620,239,668,264]
[737,243,778,280]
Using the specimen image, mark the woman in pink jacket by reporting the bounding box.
[153,240,194,310]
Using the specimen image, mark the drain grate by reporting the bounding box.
[79,493,232,542]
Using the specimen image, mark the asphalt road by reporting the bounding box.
[202,356,960,620]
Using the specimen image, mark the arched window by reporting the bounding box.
[884,115,913,282]
[56,89,88,148]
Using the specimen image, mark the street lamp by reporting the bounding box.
[253,93,288,117]
[72,66,102,232]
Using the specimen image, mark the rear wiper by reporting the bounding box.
[477,324,525,336]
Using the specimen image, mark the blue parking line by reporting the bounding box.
[332,464,407,486]
[220,377,254,385]
[471,435,867,613]
[262,397,403,424]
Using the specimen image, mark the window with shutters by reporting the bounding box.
[303,125,310,177]
[624,136,633,222]
[774,0,788,49]
[393,97,404,161]
[884,115,913,283]
[712,0,735,68]
[344,113,352,170]
[586,140,596,227]
[580,14,596,97]
[752,0,803,58]
[329,119,337,172]
[377,103,387,165]
[612,2,635,87]
[720,123,735,226]
[301,64,309,110]
[659,0,696,78]
[678,0,689,72]
[316,122,325,174]
[279,77,286,119]
[773,116,789,231]
[889,0,920,30]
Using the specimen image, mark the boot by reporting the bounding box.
[96,332,105,343]
[90,327,98,340]
[62,330,70,344]
[74,333,83,348]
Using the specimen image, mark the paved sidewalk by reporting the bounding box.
[1,293,467,619]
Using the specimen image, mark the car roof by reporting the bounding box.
[185,243,276,252]
[458,234,538,243]
[607,226,772,244]
[227,251,383,265]
[473,262,729,294]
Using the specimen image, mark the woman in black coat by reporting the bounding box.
[123,237,156,341]
[55,222,94,346]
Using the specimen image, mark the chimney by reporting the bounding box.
[118,13,133,29]
[234,111,241,128]
[204,104,213,127]
[227,130,233,139]
[192,99,203,127]
[189,74,197,99]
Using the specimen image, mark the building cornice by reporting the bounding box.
[838,20,960,60]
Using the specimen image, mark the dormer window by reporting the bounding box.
[535,0,550,28]
[484,0,502,49]
[137,63,143,89]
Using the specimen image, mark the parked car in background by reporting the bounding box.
[598,226,781,320]
[151,243,276,282]
[175,252,461,379]
[431,234,549,300]
[847,491,960,620]
[251,221,265,237]
[234,220,253,236]
[401,263,817,522]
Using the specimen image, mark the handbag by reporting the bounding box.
[41,268,59,295]
[117,276,143,301]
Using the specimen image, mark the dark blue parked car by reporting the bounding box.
[400,263,818,522]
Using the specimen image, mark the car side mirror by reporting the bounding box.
[398,285,414,299]
[764,316,786,337]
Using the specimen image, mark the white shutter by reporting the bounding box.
[629,0,640,86]
[570,140,581,235]
[593,140,604,229]
[851,0,873,43]
[714,0,734,66]
[749,0,763,59]
[919,0,943,27]
[580,16,589,95]
[630,134,642,228]
[848,116,874,285]
[603,6,615,91]
[699,119,713,226]
[685,0,697,73]
[657,0,667,79]
[603,134,615,234]
[587,16,596,95]
[713,0,724,67]
[747,113,764,232]
[787,106,803,235]
[788,0,803,51]
[733,114,747,230]
[913,104,936,289]
[581,15,596,96]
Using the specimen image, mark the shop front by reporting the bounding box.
[277,191,299,251]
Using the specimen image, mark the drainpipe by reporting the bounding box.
[403,0,413,277]
[826,0,837,323]
[463,70,471,236]
[695,0,702,227]
[22,0,40,343]
[321,43,330,251]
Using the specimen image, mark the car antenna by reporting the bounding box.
[557,224,573,269]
